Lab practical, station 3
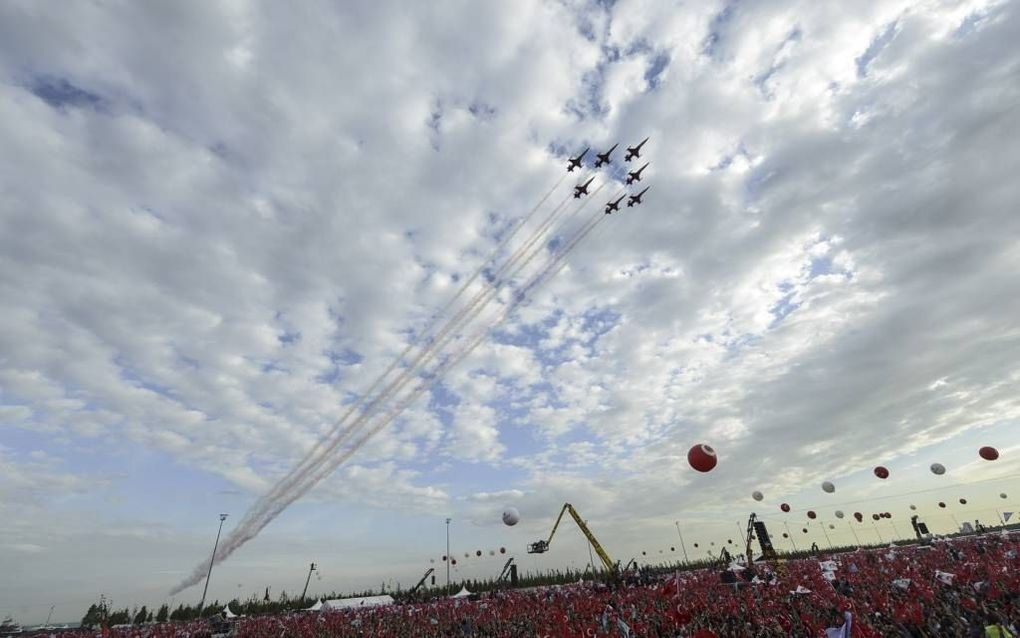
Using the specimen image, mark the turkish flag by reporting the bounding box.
[693,630,718,638]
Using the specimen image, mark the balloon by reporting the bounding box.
[802,528,808,534]
[979,446,999,461]
[687,444,718,473]
[727,539,733,544]
[874,466,889,479]
[835,510,845,519]
[499,547,506,554]
[752,491,764,501]
[959,498,967,505]
[938,501,946,508]
[781,503,791,513]
[502,508,520,526]
[828,524,835,529]
[782,533,789,538]
[807,510,817,519]
[885,512,892,518]
[489,550,495,556]
[451,558,457,565]
[694,543,699,548]
[822,481,835,494]
[670,547,675,552]
[476,550,482,557]
[442,555,447,561]
[909,504,917,510]
[464,553,469,558]
[872,514,880,521]
[854,512,863,522]
[930,463,946,475]
[430,559,435,564]
[642,551,647,556]
[1001,493,1008,499]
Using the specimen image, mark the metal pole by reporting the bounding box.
[674,521,690,564]
[301,563,316,601]
[445,518,451,595]
[199,514,228,615]
[847,521,861,546]
[784,522,797,552]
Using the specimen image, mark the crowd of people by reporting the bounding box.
[42,532,1020,637]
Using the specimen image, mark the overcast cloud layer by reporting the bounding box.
[2,0,1020,623]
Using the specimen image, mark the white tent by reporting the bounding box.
[323,595,394,610]
[451,586,472,598]
[222,605,237,619]
[304,599,323,612]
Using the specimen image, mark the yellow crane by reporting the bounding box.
[527,503,617,575]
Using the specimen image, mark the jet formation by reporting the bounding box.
[564,137,652,215]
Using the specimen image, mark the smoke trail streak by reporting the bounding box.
[233,175,570,526]
[176,189,614,583]
[170,177,613,595]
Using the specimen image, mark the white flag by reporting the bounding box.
[892,578,911,590]
[935,570,955,585]
[825,611,852,638]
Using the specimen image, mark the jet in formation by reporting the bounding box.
[626,163,649,185]
[627,186,649,207]
[594,144,618,168]
[573,176,595,198]
[567,148,589,172]
[604,194,626,215]
[625,137,649,161]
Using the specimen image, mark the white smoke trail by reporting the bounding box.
[170,177,613,595]
[177,191,612,582]
[254,174,569,511]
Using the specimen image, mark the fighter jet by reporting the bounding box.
[573,176,595,198]
[627,186,649,207]
[626,162,649,185]
[625,137,649,161]
[594,144,618,168]
[567,148,589,172]
[604,194,626,215]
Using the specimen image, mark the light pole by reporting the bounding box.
[674,521,690,564]
[199,514,229,615]
[445,518,451,595]
[300,563,317,602]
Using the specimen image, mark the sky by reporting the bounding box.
[2,0,1020,625]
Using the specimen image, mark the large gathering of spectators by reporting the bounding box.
[41,532,1020,637]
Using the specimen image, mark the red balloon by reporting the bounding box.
[885,512,892,518]
[781,503,791,513]
[938,501,946,508]
[671,546,675,552]
[959,498,967,505]
[499,547,506,554]
[872,513,880,521]
[854,512,863,522]
[442,555,447,561]
[802,528,808,534]
[782,533,788,538]
[807,510,817,519]
[476,550,482,557]
[451,558,457,565]
[693,543,699,548]
[687,444,718,472]
[979,446,999,461]
[874,466,889,479]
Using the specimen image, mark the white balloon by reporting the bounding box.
[930,463,946,475]
[752,491,764,501]
[502,508,520,526]
[821,481,835,494]
[834,510,845,519]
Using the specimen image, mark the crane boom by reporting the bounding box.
[527,503,616,574]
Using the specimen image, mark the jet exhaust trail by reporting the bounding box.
[170,174,614,595]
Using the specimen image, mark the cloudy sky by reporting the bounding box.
[3,0,1020,624]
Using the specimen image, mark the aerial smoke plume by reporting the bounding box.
[170,175,610,595]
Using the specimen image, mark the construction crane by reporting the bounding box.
[408,567,434,594]
[528,503,616,575]
[745,513,777,565]
[496,557,517,585]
